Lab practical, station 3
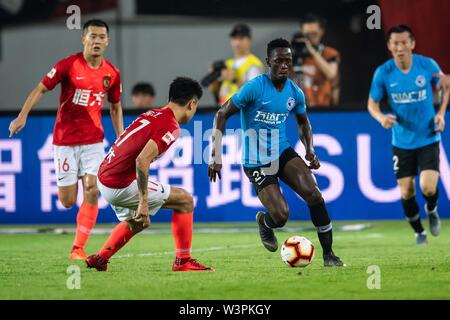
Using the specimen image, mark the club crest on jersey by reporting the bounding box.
[162,132,175,145]
[103,76,112,89]
[286,97,296,111]
[415,75,426,87]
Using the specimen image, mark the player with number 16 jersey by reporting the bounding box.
[8,19,124,261]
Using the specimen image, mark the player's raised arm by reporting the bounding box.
[134,139,160,228]
[295,113,320,170]
[208,99,239,182]
[9,82,49,137]
[110,102,124,137]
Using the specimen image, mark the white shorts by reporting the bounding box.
[97,178,171,222]
[53,143,105,187]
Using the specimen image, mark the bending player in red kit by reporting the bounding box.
[86,77,213,272]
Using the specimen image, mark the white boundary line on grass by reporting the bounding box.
[113,233,384,260]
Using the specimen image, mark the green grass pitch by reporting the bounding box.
[1,220,449,299]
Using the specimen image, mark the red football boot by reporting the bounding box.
[172,258,214,272]
[69,247,87,260]
[86,254,109,272]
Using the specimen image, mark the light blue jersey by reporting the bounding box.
[231,73,306,167]
[369,54,441,149]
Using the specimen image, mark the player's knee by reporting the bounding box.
[271,205,289,227]
[60,196,77,208]
[84,183,99,197]
[179,190,194,213]
[421,185,436,197]
[401,188,415,199]
[304,189,323,206]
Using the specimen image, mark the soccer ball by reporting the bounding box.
[281,236,315,267]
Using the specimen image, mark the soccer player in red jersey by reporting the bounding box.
[86,77,212,272]
[8,20,124,260]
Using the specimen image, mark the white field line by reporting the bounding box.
[0,223,373,235]
[113,233,383,260]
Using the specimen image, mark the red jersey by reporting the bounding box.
[98,107,180,189]
[41,52,121,146]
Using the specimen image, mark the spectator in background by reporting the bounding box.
[131,82,156,109]
[208,24,265,105]
[292,14,340,107]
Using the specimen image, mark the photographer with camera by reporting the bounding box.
[292,14,340,107]
[203,24,264,106]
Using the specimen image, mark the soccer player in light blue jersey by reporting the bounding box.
[368,25,449,245]
[209,38,344,267]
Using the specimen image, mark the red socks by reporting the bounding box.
[72,202,98,250]
[172,212,193,260]
[95,211,193,262]
[98,221,135,260]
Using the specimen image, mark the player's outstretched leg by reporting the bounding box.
[256,211,278,252]
[253,184,291,252]
[279,157,345,267]
[163,187,213,272]
[308,200,345,267]
[398,177,427,245]
[69,175,100,260]
[86,220,143,271]
[401,197,427,245]
[420,170,441,237]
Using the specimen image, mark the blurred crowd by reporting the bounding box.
[134,13,340,110]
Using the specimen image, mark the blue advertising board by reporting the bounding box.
[0,111,449,224]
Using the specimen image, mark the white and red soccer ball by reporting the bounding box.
[281,236,315,267]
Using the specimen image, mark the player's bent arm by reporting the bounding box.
[367,98,384,123]
[434,73,449,132]
[295,113,315,153]
[9,82,49,137]
[208,99,239,182]
[437,73,449,117]
[211,99,240,161]
[295,113,320,169]
[368,98,397,129]
[134,139,159,227]
[110,102,124,137]
[136,139,160,202]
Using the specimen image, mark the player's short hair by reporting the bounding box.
[386,24,415,42]
[132,82,155,97]
[300,13,326,29]
[267,38,292,58]
[169,77,203,106]
[83,19,109,35]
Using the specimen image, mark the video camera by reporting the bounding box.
[291,31,311,64]
[200,60,227,87]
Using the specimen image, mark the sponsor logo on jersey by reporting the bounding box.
[391,89,427,104]
[415,75,426,87]
[286,97,296,111]
[254,111,289,125]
